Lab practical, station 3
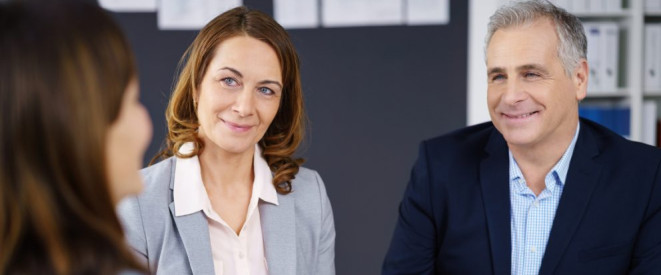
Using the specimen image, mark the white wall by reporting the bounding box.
[467,0,507,125]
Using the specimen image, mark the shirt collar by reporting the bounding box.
[552,122,580,186]
[509,122,580,192]
[173,142,279,217]
[173,142,207,216]
[253,145,279,206]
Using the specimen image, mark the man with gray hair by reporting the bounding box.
[383,1,661,274]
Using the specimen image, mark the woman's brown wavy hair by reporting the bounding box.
[0,1,145,274]
[153,6,306,194]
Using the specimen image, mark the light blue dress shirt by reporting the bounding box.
[510,123,580,275]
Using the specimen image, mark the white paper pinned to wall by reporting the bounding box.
[274,0,319,29]
[99,0,157,12]
[322,0,403,27]
[158,0,242,30]
[406,0,450,25]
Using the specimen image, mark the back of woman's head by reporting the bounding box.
[0,1,144,274]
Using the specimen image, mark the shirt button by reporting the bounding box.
[531,246,537,253]
[533,201,540,207]
[239,252,245,259]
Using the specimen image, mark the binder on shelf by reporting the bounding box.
[573,0,590,13]
[579,103,630,138]
[552,0,621,13]
[645,24,661,91]
[602,23,619,91]
[604,0,622,12]
[584,23,604,91]
[589,0,604,12]
[584,22,619,92]
[550,0,572,11]
[605,0,622,12]
[642,100,658,146]
[646,0,661,12]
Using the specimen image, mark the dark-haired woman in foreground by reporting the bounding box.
[0,1,152,274]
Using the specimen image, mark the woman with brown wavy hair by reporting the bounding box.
[0,1,152,274]
[117,6,335,275]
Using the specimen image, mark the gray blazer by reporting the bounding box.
[117,157,335,275]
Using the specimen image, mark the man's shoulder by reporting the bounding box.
[581,118,661,163]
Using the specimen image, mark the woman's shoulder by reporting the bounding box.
[291,166,319,183]
[136,157,176,196]
[141,157,176,183]
[289,166,330,206]
[291,166,323,190]
[116,158,175,246]
[118,157,175,216]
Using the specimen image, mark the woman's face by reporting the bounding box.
[106,79,152,203]
[195,35,282,157]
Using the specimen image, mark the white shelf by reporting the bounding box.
[573,3,644,141]
[574,10,631,18]
[646,12,661,16]
[644,90,661,97]
[586,88,630,98]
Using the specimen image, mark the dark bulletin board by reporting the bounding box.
[109,0,467,274]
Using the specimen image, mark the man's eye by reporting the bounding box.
[491,74,505,81]
[524,72,540,78]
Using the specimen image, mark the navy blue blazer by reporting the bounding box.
[383,119,661,275]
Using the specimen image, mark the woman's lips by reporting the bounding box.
[222,119,253,133]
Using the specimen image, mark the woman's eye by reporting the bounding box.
[221,77,238,86]
[258,87,274,95]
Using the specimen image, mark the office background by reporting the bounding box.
[106,0,467,274]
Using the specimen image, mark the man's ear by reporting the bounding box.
[574,59,588,101]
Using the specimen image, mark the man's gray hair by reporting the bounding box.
[485,0,587,75]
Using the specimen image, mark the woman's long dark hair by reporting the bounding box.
[0,1,146,274]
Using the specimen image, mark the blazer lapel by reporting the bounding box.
[259,194,297,275]
[539,124,602,275]
[479,130,511,275]
[167,161,214,275]
[169,203,215,275]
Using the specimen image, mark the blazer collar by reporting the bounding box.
[479,122,603,275]
[167,156,215,274]
[166,154,293,275]
[169,202,216,275]
[480,128,511,275]
[259,193,297,274]
[539,121,602,275]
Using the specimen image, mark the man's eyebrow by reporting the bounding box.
[517,64,549,74]
[487,67,505,75]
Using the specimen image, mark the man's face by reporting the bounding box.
[486,18,587,150]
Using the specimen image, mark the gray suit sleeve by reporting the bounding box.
[117,196,149,269]
[314,171,336,275]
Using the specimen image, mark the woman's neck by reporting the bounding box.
[198,143,255,190]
